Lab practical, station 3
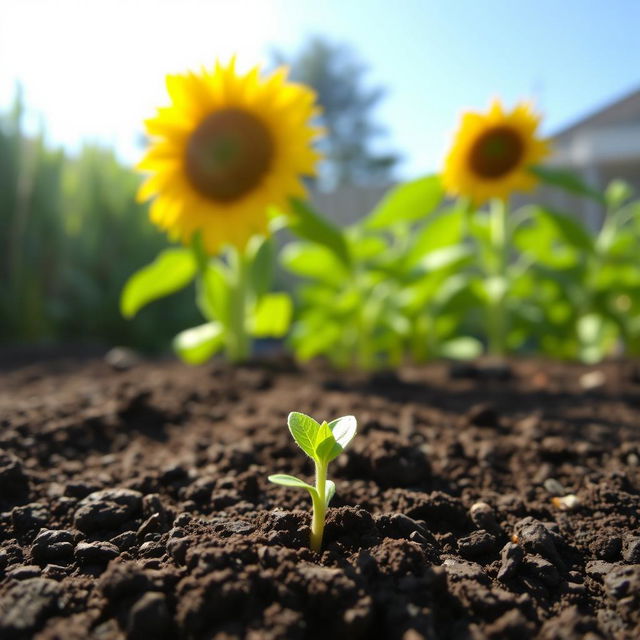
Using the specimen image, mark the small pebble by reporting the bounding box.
[104,346,140,371]
[579,370,605,390]
[11,503,50,534]
[75,541,120,564]
[138,541,164,558]
[469,502,501,534]
[74,488,143,533]
[543,478,565,496]
[111,531,138,551]
[8,565,42,580]
[30,529,76,564]
[551,494,580,511]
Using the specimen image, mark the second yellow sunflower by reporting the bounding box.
[138,60,322,254]
[443,100,550,204]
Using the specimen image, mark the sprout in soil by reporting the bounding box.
[268,411,357,552]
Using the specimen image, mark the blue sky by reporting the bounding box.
[2,0,639,178]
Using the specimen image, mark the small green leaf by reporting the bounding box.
[173,322,224,365]
[366,175,443,229]
[268,474,316,492]
[287,412,321,460]
[325,480,336,505]
[287,198,351,267]
[120,248,196,318]
[314,421,333,448]
[327,415,357,449]
[530,165,605,203]
[315,436,343,464]
[250,293,292,338]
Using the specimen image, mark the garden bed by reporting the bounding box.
[0,355,639,639]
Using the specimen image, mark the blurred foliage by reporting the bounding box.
[271,36,400,190]
[0,92,200,353]
[4,90,640,367]
[283,171,640,368]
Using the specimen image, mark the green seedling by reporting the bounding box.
[268,411,357,552]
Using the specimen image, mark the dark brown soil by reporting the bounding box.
[1,355,639,639]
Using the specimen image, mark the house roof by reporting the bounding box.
[553,85,640,141]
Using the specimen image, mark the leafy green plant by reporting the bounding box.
[269,412,357,552]
[120,233,293,363]
[284,176,482,368]
[120,197,352,364]
[513,178,640,361]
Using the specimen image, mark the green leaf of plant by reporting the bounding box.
[532,207,595,253]
[530,165,605,203]
[291,315,343,361]
[287,198,351,267]
[327,415,357,450]
[250,292,293,338]
[405,207,465,266]
[314,420,333,447]
[287,412,321,460]
[247,235,275,298]
[365,175,443,229]
[268,474,316,493]
[420,245,472,272]
[315,435,343,464]
[281,242,347,283]
[196,263,230,324]
[120,248,196,318]
[173,322,224,365]
[325,480,336,505]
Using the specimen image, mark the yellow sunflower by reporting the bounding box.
[137,59,322,254]
[443,100,550,204]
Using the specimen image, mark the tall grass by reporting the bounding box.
[0,93,200,353]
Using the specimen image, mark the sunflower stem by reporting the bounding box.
[488,198,508,358]
[226,246,251,363]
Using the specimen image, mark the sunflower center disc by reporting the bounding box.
[469,126,524,179]
[185,108,274,203]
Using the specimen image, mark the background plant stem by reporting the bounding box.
[488,198,508,357]
[226,247,251,363]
